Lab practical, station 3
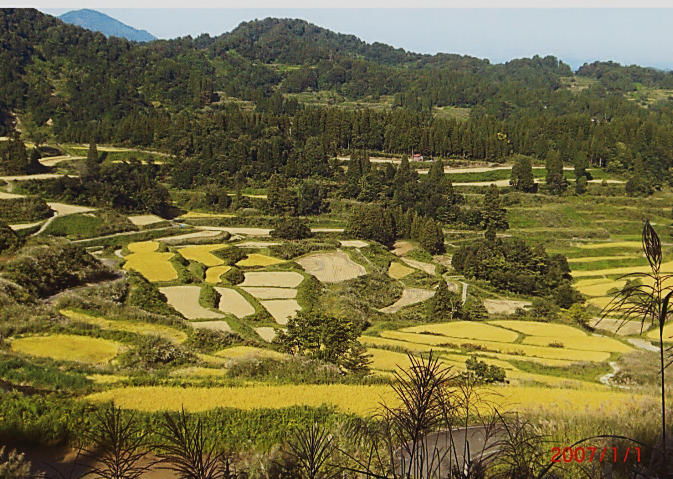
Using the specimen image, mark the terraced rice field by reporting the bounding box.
[236,253,285,267]
[483,299,531,315]
[205,265,231,284]
[522,335,632,353]
[296,250,366,283]
[572,261,673,278]
[647,323,673,342]
[340,240,369,248]
[241,287,298,299]
[240,272,304,288]
[11,334,120,363]
[87,384,651,416]
[379,288,435,313]
[171,367,228,377]
[127,215,164,226]
[400,257,436,275]
[191,321,232,333]
[260,299,301,325]
[402,322,520,342]
[590,318,647,336]
[359,335,443,352]
[489,320,588,337]
[159,286,224,319]
[255,327,278,342]
[215,346,285,360]
[388,262,416,279]
[379,330,610,362]
[48,202,96,215]
[122,243,177,282]
[575,279,627,297]
[392,241,414,256]
[568,255,640,263]
[178,244,229,266]
[236,241,281,248]
[213,287,255,318]
[181,212,236,218]
[575,241,643,250]
[60,310,188,343]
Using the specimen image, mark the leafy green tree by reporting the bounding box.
[0,221,21,254]
[625,153,654,197]
[575,175,588,195]
[510,155,536,193]
[545,149,567,195]
[87,141,99,163]
[275,310,364,370]
[0,135,29,175]
[267,174,298,215]
[297,180,329,216]
[427,280,462,321]
[465,356,506,384]
[482,184,509,231]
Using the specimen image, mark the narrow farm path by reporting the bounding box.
[461,282,468,305]
[627,338,660,353]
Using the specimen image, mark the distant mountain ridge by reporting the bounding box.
[59,9,156,42]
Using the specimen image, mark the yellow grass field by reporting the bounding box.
[215,346,286,360]
[171,367,228,377]
[12,335,120,363]
[588,296,614,309]
[178,244,229,266]
[522,336,633,353]
[205,265,231,284]
[388,262,416,279]
[236,254,285,267]
[359,335,446,352]
[590,318,648,336]
[575,241,643,250]
[489,320,587,338]
[60,310,188,343]
[87,384,651,416]
[402,322,520,343]
[87,374,127,384]
[381,331,457,346]
[368,349,465,373]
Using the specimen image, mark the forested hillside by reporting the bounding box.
[3,8,673,185]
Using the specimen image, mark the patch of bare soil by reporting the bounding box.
[483,299,531,315]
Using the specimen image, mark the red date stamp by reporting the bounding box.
[551,447,641,463]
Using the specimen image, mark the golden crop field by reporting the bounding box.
[575,241,643,250]
[359,335,448,352]
[489,320,587,338]
[647,323,673,342]
[567,255,640,263]
[401,322,520,343]
[215,346,286,360]
[575,280,627,297]
[171,367,228,377]
[86,383,651,416]
[572,261,673,278]
[522,335,633,353]
[60,310,188,343]
[236,254,285,267]
[388,262,416,279]
[87,384,396,415]
[123,251,177,282]
[205,265,231,284]
[87,374,127,384]
[178,244,229,267]
[127,241,160,253]
[381,330,457,346]
[366,348,465,372]
[11,334,120,363]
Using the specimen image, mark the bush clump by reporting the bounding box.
[186,328,242,354]
[222,266,245,285]
[119,336,194,370]
[126,272,183,318]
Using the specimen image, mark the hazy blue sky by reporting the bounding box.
[39,8,673,70]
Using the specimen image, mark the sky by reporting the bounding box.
[36,5,673,70]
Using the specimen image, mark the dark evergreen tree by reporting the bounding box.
[482,184,509,231]
[545,149,567,195]
[510,155,536,193]
[427,280,461,321]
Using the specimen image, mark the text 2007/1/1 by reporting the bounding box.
[551,446,641,463]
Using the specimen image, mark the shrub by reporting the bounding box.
[186,329,242,354]
[465,356,507,384]
[119,335,194,370]
[0,196,52,223]
[126,272,183,318]
[0,447,32,479]
[199,284,221,309]
[270,217,312,240]
[222,267,244,285]
[0,222,21,254]
[213,247,247,265]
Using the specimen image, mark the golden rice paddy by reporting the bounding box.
[568,255,640,263]
[575,280,627,297]
[522,336,633,353]
[489,320,587,338]
[359,335,445,352]
[123,242,177,281]
[575,241,643,250]
[388,262,416,279]
[401,322,520,343]
[178,244,229,267]
[12,335,121,363]
[572,261,673,278]
[60,310,188,343]
[86,384,649,416]
[236,254,285,267]
[215,346,286,360]
[205,265,231,284]
[647,323,673,342]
